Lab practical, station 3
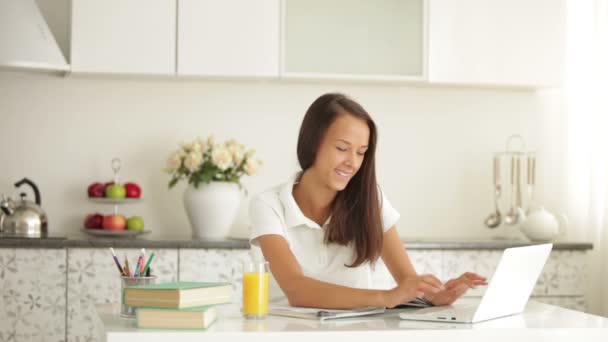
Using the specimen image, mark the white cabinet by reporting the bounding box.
[0,249,66,342]
[70,0,176,75]
[178,0,280,77]
[66,0,564,87]
[372,249,588,312]
[427,0,564,87]
[66,248,177,342]
[282,0,425,81]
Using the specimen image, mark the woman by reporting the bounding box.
[249,93,487,309]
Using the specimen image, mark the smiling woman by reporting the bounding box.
[248,93,487,310]
[295,93,381,268]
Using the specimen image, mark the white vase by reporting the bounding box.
[183,181,242,240]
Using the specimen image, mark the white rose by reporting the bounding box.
[244,159,261,176]
[166,151,183,172]
[195,137,208,153]
[228,143,245,165]
[207,135,216,148]
[212,146,233,171]
[180,141,193,152]
[245,149,256,159]
[226,138,239,148]
[191,142,202,153]
[184,151,203,172]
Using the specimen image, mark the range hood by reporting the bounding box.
[0,0,68,71]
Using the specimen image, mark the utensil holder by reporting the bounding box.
[490,135,536,234]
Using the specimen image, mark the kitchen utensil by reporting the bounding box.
[504,156,519,225]
[526,153,536,214]
[0,178,48,237]
[484,155,502,228]
[515,155,522,211]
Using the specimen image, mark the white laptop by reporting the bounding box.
[399,243,553,324]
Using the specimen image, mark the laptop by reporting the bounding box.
[399,243,553,323]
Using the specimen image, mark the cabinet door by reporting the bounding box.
[71,0,176,75]
[428,0,564,87]
[282,0,425,80]
[67,248,177,342]
[179,249,251,304]
[0,249,66,342]
[178,0,280,77]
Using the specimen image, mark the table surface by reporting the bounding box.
[98,300,608,342]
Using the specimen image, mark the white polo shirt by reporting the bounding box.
[249,173,400,301]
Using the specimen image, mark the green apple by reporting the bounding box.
[126,216,145,231]
[105,184,126,198]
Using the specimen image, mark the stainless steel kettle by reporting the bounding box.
[0,178,48,237]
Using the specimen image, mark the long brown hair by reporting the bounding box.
[297,93,382,267]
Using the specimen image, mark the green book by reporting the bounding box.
[125,281,232,309]
[137,305,217,329]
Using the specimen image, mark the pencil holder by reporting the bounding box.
[120,275,156,318]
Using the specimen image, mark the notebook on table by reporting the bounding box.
[269,303,385,321]
[136,305,217,329]
[124,281,232,309]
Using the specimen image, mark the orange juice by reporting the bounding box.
[242,271,269,316]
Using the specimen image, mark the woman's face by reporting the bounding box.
[312,113,370,191]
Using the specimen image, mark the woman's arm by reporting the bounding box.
[258,234,443,309]
[258,234,384,309]
[381,226,488,306]
[380,226,418,284]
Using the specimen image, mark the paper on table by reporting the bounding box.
[269,302,385,321]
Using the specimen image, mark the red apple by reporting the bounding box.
[103,215,126,230]
[124,182,142,198]
[87,183,105,198]
[84,213,103,229]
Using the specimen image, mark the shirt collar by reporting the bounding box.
[279,172,325,229]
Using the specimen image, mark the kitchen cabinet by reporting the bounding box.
[177,0,280,77]
[0,244,588,342]
[373,249,587,311]
[281,0,563,86]
[179,249,251,303]
[70,0,176,75]
[66,248,177,342]
[427,0,565,87]
[66,0,563,87]
[0,249,66,342]
[282,0,425,81]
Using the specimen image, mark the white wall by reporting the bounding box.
[0,71,569,242]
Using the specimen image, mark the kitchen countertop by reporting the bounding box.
[97,301,608,342]
[0,235,594,250]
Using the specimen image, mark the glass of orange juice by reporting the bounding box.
[242,260,269,319]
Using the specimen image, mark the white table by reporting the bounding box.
[97,301,608,342]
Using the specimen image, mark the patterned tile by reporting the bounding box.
[369,250,443,290]
[0,248,66,342]
[533,296,587,312]
[443,250,502,297]
[0,245,591,342]
[408,250,443,280]
[179,249,251,304]
[533,251,587,296]
[66,248,177,342]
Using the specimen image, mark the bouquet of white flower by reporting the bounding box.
[165,136,261,189]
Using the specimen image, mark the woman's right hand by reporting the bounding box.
[382,274,444,308]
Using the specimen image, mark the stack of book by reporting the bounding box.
[124,281,232,329]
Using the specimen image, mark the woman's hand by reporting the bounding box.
[424,272,488,306]
[383,274,444,308]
